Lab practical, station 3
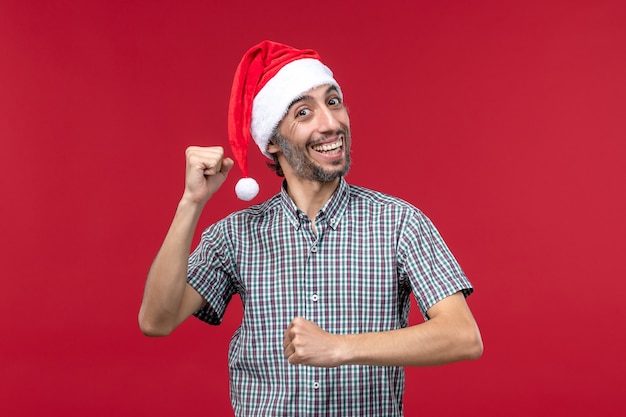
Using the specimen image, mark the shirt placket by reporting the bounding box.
[300,212,327,414]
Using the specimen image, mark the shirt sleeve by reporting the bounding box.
[187,221,238,325]
[398,209,473,319]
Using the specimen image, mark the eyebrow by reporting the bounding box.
[286,85,339,112]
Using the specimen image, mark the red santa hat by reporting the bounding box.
[227,40,342,201]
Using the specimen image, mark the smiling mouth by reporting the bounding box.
[311,138,343,154]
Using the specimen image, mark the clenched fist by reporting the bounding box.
[183,146,234,205]
[282,317,347,368]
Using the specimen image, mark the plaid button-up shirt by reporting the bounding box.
[188,178,472,416]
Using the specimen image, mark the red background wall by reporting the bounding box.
[2,0,625,416]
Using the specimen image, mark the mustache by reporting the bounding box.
[309,128,349,146]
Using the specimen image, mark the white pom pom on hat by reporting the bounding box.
[235,177,259,201]
[227,40,342,201]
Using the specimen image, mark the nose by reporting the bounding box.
[316,105,341,133]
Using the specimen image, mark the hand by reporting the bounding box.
[282,317,346,368]
[182,146,234,205]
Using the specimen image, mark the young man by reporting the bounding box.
[139,40,483,416]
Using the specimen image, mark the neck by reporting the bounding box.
[284,176,340,221]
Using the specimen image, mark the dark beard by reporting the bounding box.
[272,130,351,182]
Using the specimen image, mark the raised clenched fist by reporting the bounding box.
[182,146,234,205]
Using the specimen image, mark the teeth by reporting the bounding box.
[312,139,342,152]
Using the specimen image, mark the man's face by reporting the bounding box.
[269,84,351,182]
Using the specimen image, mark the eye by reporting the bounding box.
[328,96,342,106]
[295,108,311,118]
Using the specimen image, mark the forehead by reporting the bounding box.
[287,84,339,110]
[304,84,339,98]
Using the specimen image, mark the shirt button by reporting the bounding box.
[311,246,318,253]
[313,381,320,389]
[311,294,319,302]
[330,218,336,225]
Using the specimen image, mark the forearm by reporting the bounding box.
[339,313,483,367]
[138,198,204,336]
[284,292,483,368]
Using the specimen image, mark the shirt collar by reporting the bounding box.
[279,177,350,230]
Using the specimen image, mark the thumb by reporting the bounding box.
[221,157,235,175]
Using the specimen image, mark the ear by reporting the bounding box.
[266,141,280,155]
